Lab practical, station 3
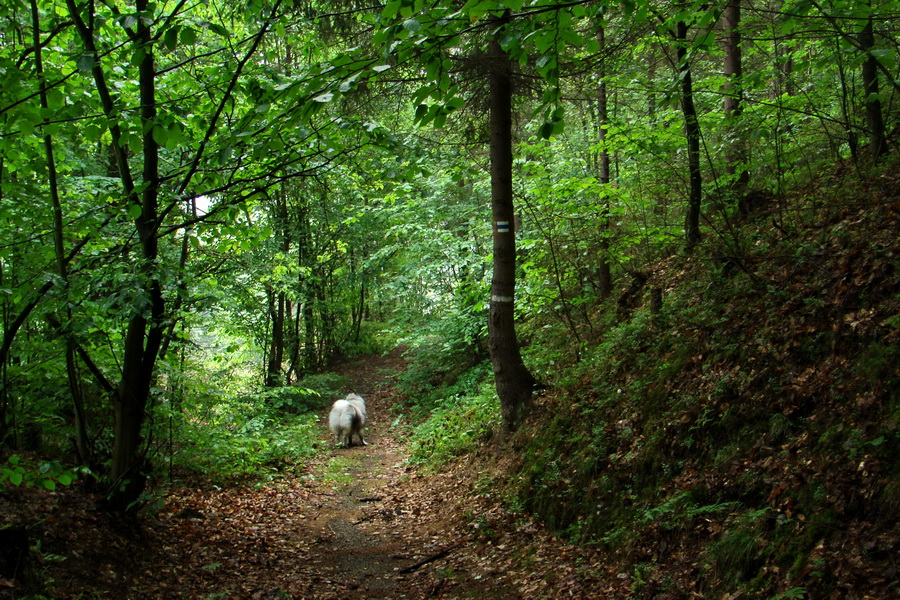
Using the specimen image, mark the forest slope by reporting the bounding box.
[480,163,900,599]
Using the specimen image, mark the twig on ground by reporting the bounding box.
[398,543,461,574]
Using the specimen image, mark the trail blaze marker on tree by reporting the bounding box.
[495,220,510,233]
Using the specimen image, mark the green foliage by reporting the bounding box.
[407,382,498,468]
[397,346,491,415]
[0,4,896,586]
[501,163,899,594]
[707,527,762,582]
[172,403,321,482]
[253,386,324,415]
[0,455,82,492]
[167,365,328,481]
[292,373,349,403]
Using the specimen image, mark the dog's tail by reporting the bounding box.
[340,403,363,431]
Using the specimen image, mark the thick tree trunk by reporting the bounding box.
[487,25,536,433]
[676,20,703,252]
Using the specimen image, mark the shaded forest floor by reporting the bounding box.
[3,349,617,599]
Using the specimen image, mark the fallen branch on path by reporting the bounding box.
[398,543,461,574]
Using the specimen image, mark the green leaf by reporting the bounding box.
[127,203,143,219]
[313,92,334,103]
[131,47,146,67]
[381,0,402,19]
[499,32,519,52]
[153,125,168,146]
[46,89,65,108]
[871,48,896,70]
[464,0,498,22]
[540,121,555,139]
[339,72,361,92]
[207,23,229,37]
[165,121,184,148]
[180,27,197,45]
[76,54,96,73]
[165,26,180,51]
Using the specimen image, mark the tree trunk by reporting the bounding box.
[487,22,536,433]
[859,16,887,159]
[32,0,92,465]
[65,0,156,506]
[284,298,300,383]
[109,0,165,510]
[723,0,750,210]
[266,193,290,387]
[353,281,366,343]
[266,288,286,387]
[676,20,703,252]
[303,297,317,371]
[596,25,613,297]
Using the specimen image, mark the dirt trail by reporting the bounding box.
[304,350,432,598]
[137,350,523,600]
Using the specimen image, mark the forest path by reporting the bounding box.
[140,349,523,600]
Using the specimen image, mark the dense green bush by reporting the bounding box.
[407,376,498,469]
[169,385,326,482]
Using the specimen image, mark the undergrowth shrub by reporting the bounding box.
[173,410,319,481]
[254,385,323,414]
[407,374,498,469]
[339,321,398,358]
[293,372,349,402]
[391,321,497,468]
[396,343,489,416]
[170,385,324,482]
[0,454,83,492]
[707,527,762,582]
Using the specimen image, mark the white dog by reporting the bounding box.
[328,393,368,447]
